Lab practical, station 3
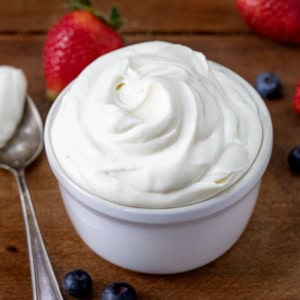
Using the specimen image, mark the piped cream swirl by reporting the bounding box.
[51,41,263,208]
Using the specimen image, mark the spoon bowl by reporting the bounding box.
[0,96,63,300]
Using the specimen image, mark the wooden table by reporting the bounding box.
[1,1,300,299]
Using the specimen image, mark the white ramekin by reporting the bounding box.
[44,65,273,274]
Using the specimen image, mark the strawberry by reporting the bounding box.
[293,80,300,115]
[236,0,300,44]
[43,0,124,101]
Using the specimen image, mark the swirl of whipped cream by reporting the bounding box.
[51,41,264,208]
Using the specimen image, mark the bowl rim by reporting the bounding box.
[44,62,273,224]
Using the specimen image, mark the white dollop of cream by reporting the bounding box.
[51,41,264,208]
[0,66,27,148]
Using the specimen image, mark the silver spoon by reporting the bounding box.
[0,96,64,300]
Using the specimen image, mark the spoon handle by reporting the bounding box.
[14,169,64,300]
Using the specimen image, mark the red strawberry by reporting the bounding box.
[236,0,300,44]
[43,0,124,101]
[294,80,300,115]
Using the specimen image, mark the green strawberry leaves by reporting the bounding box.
[104,7,124,30]
[68,0,96,14]
[67,0,124,30]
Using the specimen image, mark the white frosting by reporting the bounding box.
[51,41,264,208]
[0,66,27,148]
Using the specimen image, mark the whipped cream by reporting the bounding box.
[0,66,27,148]
[51,41,264,208]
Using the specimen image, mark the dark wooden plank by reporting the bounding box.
[0,34,300,299]
[0,0,248,33]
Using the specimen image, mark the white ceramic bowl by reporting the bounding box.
[44,66,273,274]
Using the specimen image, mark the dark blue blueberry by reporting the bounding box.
[102,282,137,300]
[288,146,300,174]
[62,269,93,298]
[255,72,282,99]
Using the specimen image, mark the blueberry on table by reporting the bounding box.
[102,282,137,300]
[288,146,300,174]
[255,72,282,99]
[62,269,93,298]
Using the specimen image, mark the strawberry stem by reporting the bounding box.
[67,0,124,30]
[68,0,95,14]
[102,6,124,30]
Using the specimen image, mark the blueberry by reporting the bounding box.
[62,269,93,298]
[288,146,300,174]
[255,72,282,99]
[102,282,137,300]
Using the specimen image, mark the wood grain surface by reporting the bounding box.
[0,0,248,33]
[0,1,300,299]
